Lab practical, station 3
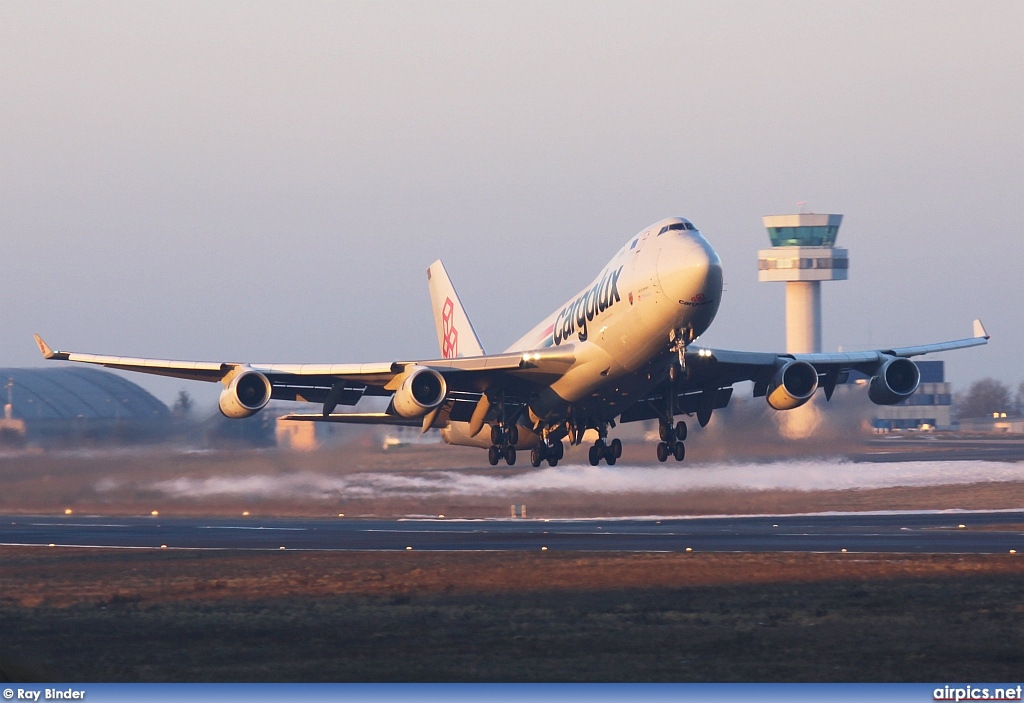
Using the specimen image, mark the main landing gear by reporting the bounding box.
[488,423,519,466]
[656,420,687,462]
[530,439,564,468]
[588,437,622,466]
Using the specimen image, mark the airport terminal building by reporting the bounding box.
[872,360,952,431]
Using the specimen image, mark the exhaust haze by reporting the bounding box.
[126,460,1024,501]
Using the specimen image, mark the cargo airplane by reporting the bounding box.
[34,217,989,467]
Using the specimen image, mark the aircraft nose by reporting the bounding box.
[656,231,723,312]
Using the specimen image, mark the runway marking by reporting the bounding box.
[196,526,308,531]
[362,529,491,534]
[29,522,130,528]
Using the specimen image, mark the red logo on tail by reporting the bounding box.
[442,297,459,358]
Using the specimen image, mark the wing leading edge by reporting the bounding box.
[32,333,575,404]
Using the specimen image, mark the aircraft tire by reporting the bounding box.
[547,457,558,467]
[675,421,687,442]
[656,442,669,462]
[673,441,685,462]
[507,424,519,445]
[610,438,622,459]
[531,447,544,467]
[505,446,516,466]
[606,451,616,466]
[588,445,601,466]
[487,445,500,466]
[490,425,502,445]
[554,441,564,460]
[659,423,671,442]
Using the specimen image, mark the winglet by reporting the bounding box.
[33,334,69,360]
[973,319,989,340]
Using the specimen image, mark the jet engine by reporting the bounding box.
[868,357,920,405]
[766,360,819,410]
[218,370,272,418]
[392,366,448,418]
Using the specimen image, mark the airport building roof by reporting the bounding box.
[1,367,169,421]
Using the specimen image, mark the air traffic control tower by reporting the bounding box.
[757,213,847,354]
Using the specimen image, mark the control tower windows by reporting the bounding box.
[767,225,839,247]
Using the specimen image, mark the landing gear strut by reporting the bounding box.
[655,357,688,463]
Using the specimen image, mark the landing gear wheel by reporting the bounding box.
[589,445,601,466]
[673,441,685,462]
[531,446,544,467]
[487,445,500,466]
[675,421,687,442]
[505,446,516,466]
[547,457,558,467]
[605,450,616,466]
[659,423,672,442]
[610,438,622,459]
[656,442,669,462]
[506,424,519,445]
[490,425,502,445]
[554,441,564,460]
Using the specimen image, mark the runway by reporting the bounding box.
[2,510,1022,553]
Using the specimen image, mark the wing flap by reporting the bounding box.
[279,412,421,426]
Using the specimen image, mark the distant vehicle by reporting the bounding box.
[35,217,988,467]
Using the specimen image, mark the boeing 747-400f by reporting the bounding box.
[34,217,989,466]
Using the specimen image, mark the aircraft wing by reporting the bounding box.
[32,334,575,404]
[690,319,989,389]
[619,320,989,428]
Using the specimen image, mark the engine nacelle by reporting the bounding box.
[766,360,819,410]
[392,366,447,419]
[218,370,272,418]
[868,357,920,405]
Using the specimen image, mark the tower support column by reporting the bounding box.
[785,281,821,354]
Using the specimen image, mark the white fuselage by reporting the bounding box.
[441,217,723,449]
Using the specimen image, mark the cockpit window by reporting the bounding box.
[657,222,695,235]
[629,238,638,250]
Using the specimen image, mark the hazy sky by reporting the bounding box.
[2,0,1021,406]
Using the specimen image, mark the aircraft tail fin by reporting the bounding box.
[426,260,485,358]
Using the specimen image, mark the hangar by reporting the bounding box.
[0,366,169,445]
